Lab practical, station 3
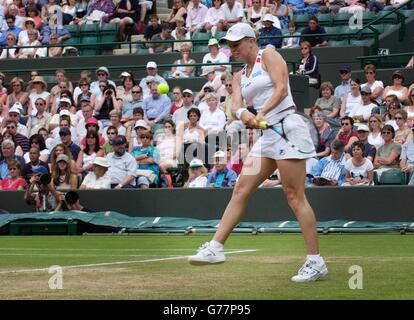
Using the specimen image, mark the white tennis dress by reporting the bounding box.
[241,49,315,160]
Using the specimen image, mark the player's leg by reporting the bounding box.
[277,158,328,282]
[188,156,276,265]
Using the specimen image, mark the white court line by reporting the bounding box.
[0,248,252,251]
[0,253,188,257]
[0,249,258,275]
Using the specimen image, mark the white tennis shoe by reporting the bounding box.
[291,259,328,282]
[188,242,226,265]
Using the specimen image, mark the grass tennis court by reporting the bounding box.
[0,234,413,300]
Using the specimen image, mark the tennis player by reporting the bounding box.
[188,23,328,282]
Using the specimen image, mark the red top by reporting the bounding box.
[1,178,27,190]
[338,131,358,146]
[170,103,183,115]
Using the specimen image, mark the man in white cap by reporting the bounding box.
[6,104,28,137]
[206,150,237,188]
[172,89,197,125]
[194,66,221,105]
[90,66,116,96]
[202,38,230,76]
[49,97,77,130]
[138,61,167,98]
[259,14,282,49]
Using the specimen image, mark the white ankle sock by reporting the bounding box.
[307,254,323,263]
[210,240,224,249]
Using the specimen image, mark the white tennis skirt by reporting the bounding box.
[249,109,316,160]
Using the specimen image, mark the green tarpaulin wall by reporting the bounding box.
[1,211,414,235]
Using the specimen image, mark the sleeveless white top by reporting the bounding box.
[344,92,362,116]
[385,88,404,101]
[241,49,295,125]
[83,152,97,169]
[183,127,200,143]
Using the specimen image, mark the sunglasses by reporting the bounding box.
[173,92,181,95]
[361,92,370,96]
[35,102,44,106]
[97,73,107,76]
[140,136,151,139]
[301,47,309,50]
[107,132,117,135]
[12,84,20,87]
[225,84,232,87]
[31,141,39,144]
[6,126,16,129]
[183,94,192,97]
[80,84,88,87]
[365,71,374,74]
[381,131,392,135]
[8,167,18,171]
[132,91,141,94]
[393,75,403,79]
[341,123,351,126]
[394,117,403,120]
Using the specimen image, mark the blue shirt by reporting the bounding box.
[131,145,160,183]
[207,168,238,188]
[311,154,346,186]
[142,94,172,121]
[0,26,22,46]
[123,99,143,117]
[259,26,282,48]
[40,26,71,45]
[0,156,25,179]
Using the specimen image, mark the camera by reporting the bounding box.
[36,173,51,185]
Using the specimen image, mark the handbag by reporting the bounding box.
[136,169,156,183]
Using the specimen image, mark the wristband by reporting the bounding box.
[235,108,248,120]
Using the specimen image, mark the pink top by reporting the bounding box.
[1,178,27,190]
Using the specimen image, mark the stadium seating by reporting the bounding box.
[374,170,408,185]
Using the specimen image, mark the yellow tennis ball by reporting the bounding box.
[259,121,268,129]
[157,83,169,95]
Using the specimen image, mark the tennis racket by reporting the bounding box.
[260,112,320,155]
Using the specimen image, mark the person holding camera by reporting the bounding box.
[94,84,122,127]
[24,165,61,212]
[54,191,93,212]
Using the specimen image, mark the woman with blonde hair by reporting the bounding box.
[367,114,384,149]
[361,64,384,105]
[0,32,18,59]
[184,158,208,188]
[170,44,196,78]
[50,153,78,191]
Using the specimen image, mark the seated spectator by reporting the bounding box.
[195,66,222,104]
[144,14,162,41]
[405,85,414,127]
[0,32,18,59]
[285,0,305,13]
[296,41,319,86]
[6,77,29,115]
[131,130,160,188]
[103,126,118,155]
[259,14,282,49]
[110,0,139,41]
[50,153,78,191]
[21,146,49,183]
[207,150,237,187]
[315,81,340,118]
[37,32,62,58]
[127,119,149,152]
[222,76,244,136]
[311,109,335,159]
[116,74,136,104]
[94,85,123,127]
[142,81,172,128]
[351,124,376,162]
[336,116,359,152]
[15,29,41,59]
[318,0,345,14]
[394,110,411,145]
[339,0,366,13]
[220,0,245,31]
[2,130,23,157]
[282,21,301,49]
[78,0,115,25]
[3,117,29,150]
[270,0,289,29]
[202,38,230,77]
[381,70,408,104]
[28,76,51,115]
[17,18,39,46]
[367,0,387,12]
[204,0,225,36]
[156,120,178,173]
[344,140,374,186]
[310,139,346,186]
[300,16,327,48]
[27,5,43,30]
[170,45,196,78]
[334,66,352,102]
[170,86,184,115]
[24,134,50,163]
[367,114,384,150]
[137,1,154,29]
[122,87,144,124]
[184,158,208,187]
[400,132,414,185]
[106,135,137,188]
[383,0,410,11]
[167,0,187,25]
[185,0,208,35]
[0,139,25,180]
[373,124,401,178]
[173,89,197,126]
[39,23,71,45]
[74,78,92,108]
[0,159,27,190]
[80,157,111,189]
[49,98,77,131]
[361,64,383,106]
[148,22,174,54]
[340,79,362,118]
[90,66,116,97]
[138,62,168,99]
[62,0,77,25]
[349,86,377,127]
[383,96,401,131]
[172,26,192,52]
[76,131,104,177]
[0,15,22,46]
[199,92,226,135]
